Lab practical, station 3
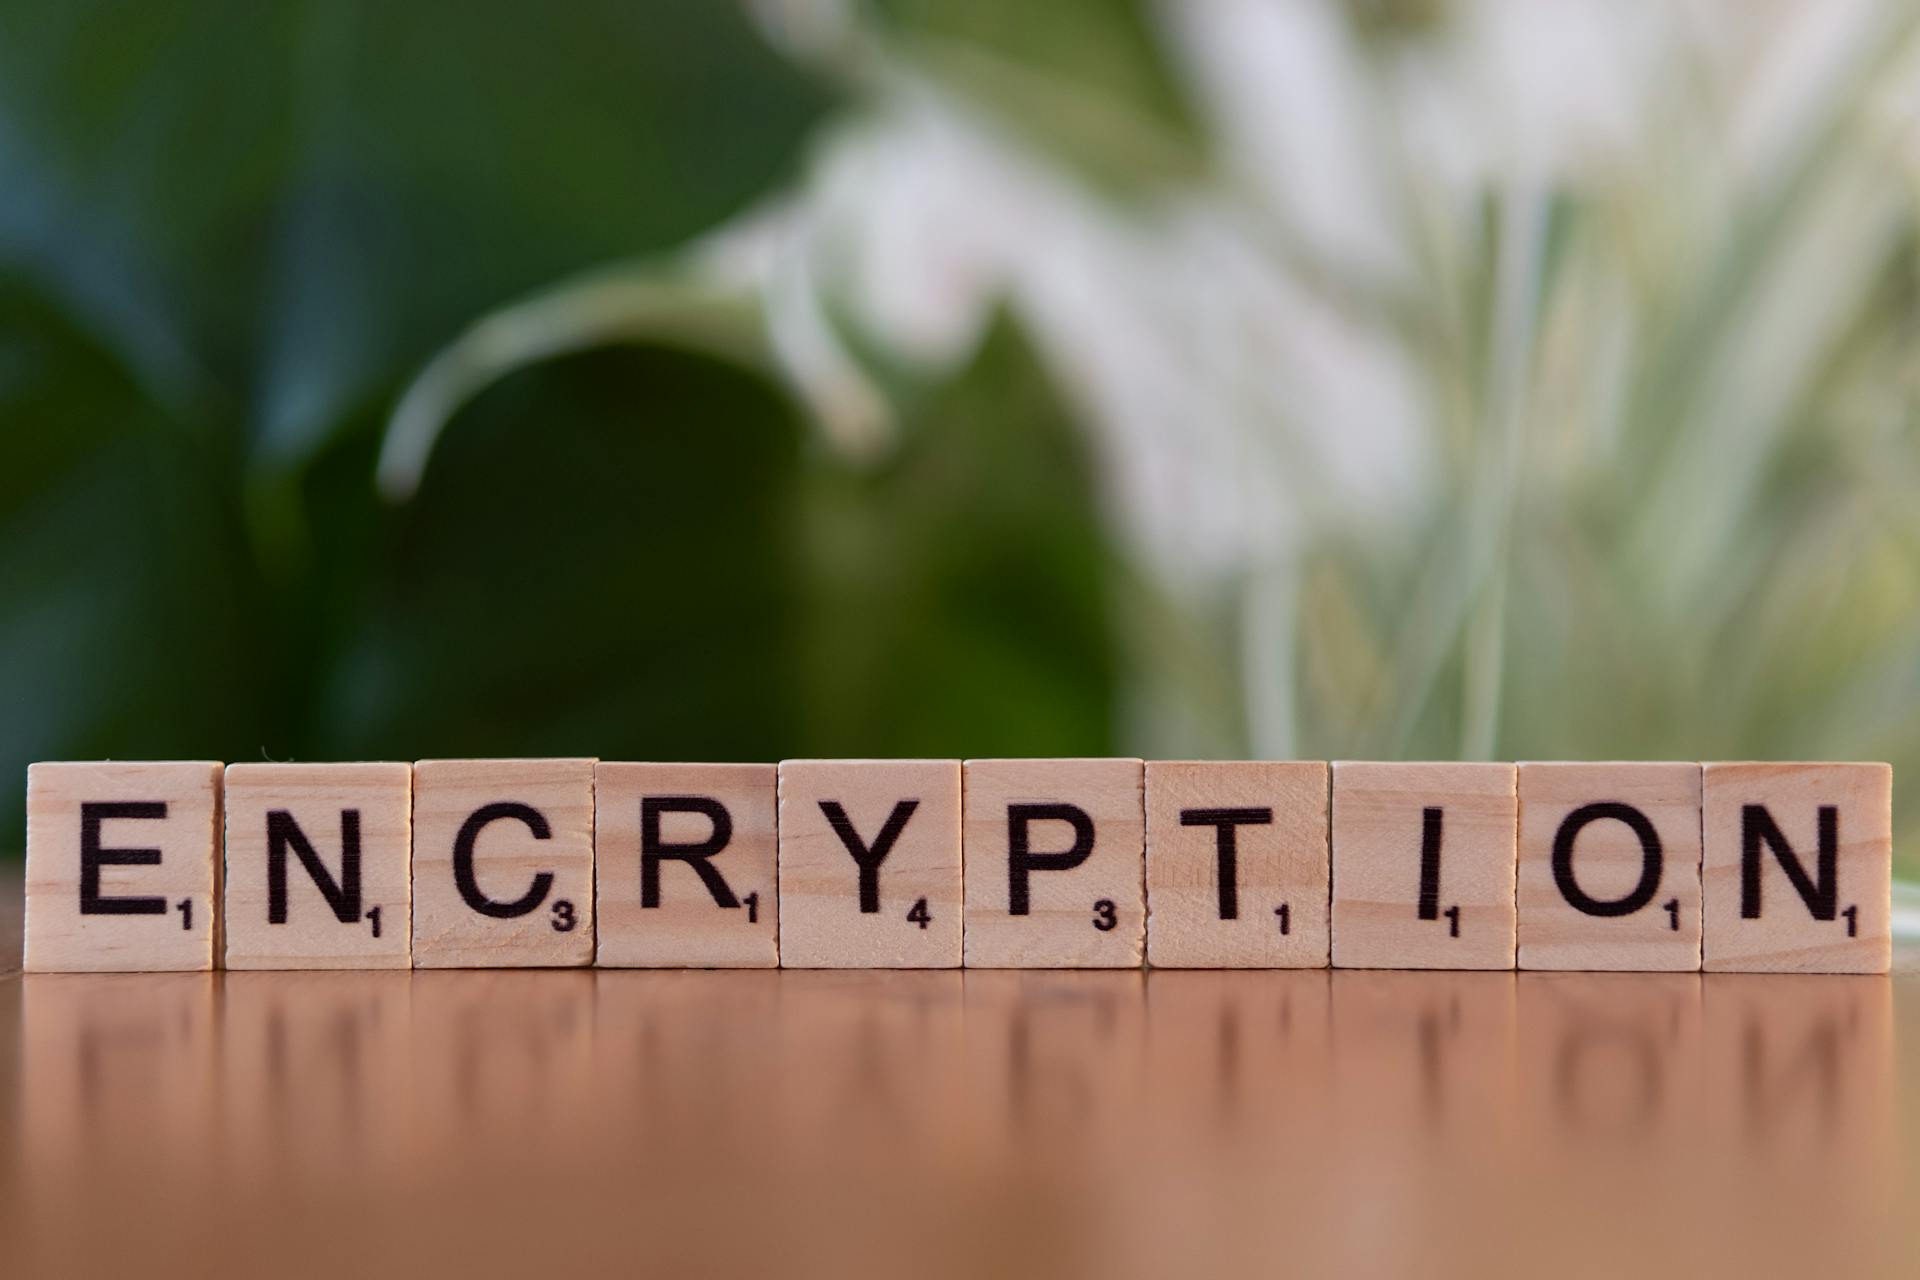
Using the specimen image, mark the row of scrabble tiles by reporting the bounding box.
[21,759,1893,974]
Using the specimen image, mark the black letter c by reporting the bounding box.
[454,802,555,919]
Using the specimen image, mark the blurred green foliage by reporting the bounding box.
[872,0,1205,188]
[0,2,1122,852]
[2,0,1914,884]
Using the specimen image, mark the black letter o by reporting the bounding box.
[1551,802,1662,919]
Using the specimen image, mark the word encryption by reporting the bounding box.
[21,759,1892,973]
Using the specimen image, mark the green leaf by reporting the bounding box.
[376,266,770,500]
[0,0,832,464]
[288,316,1119,767]
[0,277,267,849]
[0,2,1126,857]
[306,343,809,762]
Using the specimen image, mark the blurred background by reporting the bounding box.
[0,0,1915,879]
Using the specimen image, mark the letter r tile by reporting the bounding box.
[593,762,777,968]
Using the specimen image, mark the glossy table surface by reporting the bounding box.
[2,870,1915,1279]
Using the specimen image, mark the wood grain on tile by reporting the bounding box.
[411,758,596,968]
[24,762,223,972]
[1702,762,1890,973]
[1331,762,1516,970]
[1145,760,1329,968]
[1517,762,1702,971]
[962,758,1145,968]
[223,762,412,970]
[778,759,962,968]
[594,762,777,968]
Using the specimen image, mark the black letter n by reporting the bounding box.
[267,809,363,924]
[1740,804,1838,921]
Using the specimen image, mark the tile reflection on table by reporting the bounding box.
[4,967,1906,1279]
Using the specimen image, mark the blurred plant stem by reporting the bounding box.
[377,272,769,500]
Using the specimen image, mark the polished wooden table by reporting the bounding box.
[2,871,1914,1278]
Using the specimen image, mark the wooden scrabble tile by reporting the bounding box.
[223,762,412,969]
[1145,760,1329,968]
[962,758,1145,968]
[777,759,962,968]
[594,762,777,967]
[1331,762,1516,969]
[24,762,223,972]
[410,758,596,968]
[1701,762,1891,973]
[1517,762,1702,971]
